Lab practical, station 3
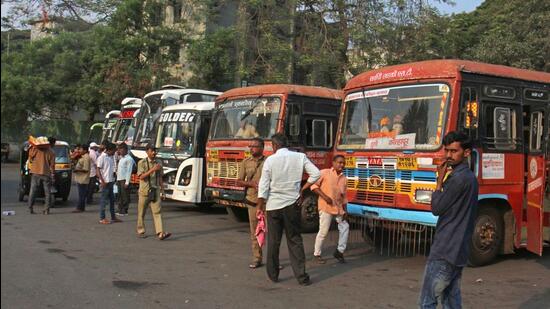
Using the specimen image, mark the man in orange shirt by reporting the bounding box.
[28,137,56,215]
[311,155,349,264]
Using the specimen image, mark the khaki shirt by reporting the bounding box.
[238,155,265,204]
[137,158,163,196]
[73,153,91,184]
[29,146,55,176]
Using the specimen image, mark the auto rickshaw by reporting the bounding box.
[18,141,72,202]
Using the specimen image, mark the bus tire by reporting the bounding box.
[227,206,249,222]
[469,206,503,266]
[300,194,319,233]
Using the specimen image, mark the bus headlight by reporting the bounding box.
[415,190,433,204]
[178,166,192,186]
[61,172,69,178]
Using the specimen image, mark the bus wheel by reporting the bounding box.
[227,206,249,222]
[300,194,319,233]
[469,207,503,266]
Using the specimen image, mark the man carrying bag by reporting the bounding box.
[136,144,171,240]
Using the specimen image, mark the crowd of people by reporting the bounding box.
[25,131,478,308]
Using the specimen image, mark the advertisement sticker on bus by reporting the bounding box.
[482,153,505,179]
[365,133,416,150]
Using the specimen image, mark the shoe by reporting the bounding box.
[299,278,312,286]
[333,250,346,263]
[29,209,35,214]
[72,209,84,213]
[118,212,128,217]
[158,232,172,240]
[42,209,50,215]
[314,255,326,264]
[99,219,111,224]
[249,262,263,269]
[111,218,123,223]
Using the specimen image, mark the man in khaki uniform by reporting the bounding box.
[136,144,171,240]
[237,138,266,268]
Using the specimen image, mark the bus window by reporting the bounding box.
[460,87,479,138]
[529,112,544,152]
[306,119,332,148]
[483,104,518,150]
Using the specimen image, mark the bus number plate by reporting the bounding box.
[397,158,417,170]
[345,157,356,168]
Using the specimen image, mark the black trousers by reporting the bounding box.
[87,176,97,203]
[116,180,130,213]
[266,203,309,284]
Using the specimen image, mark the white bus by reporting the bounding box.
[130,86,221,160]
[101,110,120,142]
[112,97,143,145]
[154,102,217,204]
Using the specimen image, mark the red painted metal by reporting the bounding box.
[216,84,342,102]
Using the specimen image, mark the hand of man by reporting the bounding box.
[252,181,259,190]
[153,163,162,172]
[323,196,333,206]
[124,183,129,189]
[436,161,448,183]
[100,181,106,188]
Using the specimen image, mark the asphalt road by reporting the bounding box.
[1,163,549,308]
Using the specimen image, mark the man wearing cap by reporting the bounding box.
[136,144,171,240]
[87,142,100,204]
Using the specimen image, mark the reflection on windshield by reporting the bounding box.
[155,112,196,154]
[339,84,449,150]
[210,97,280,139]
[53,146,70,163]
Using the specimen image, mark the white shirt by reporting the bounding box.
[96,152,116,183]
[258,148,320,211]
[116,154,135,185]
[88,149,98,177]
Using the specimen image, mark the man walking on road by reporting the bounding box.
[419,131,478,309]
[72,143,91,213]
[311,155,349,264]
[27,137,56,215]
[136,144,171,240]
[115,143,134,216]
[237,138,266,269]
[257,133,320,286]
[97,142,121,224]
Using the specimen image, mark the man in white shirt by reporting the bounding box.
[116,143,135,216]
[96,142,121,224]
[87,142,99,204]
[257,133,320,286]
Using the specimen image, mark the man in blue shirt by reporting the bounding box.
[116,143,135,216]
[419,131,478,309]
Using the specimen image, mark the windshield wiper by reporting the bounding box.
[240,95,264,121]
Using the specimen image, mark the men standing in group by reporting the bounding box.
[27,137,56,215]
[419,131,478,309]
[136,144,171,240]
[87,142,100,204]
[96,142,121,224]
[237,138,266,269]
[116,143,134,216]
[311,154,349,264]
[257,133,320,286]
[72,144,91,213]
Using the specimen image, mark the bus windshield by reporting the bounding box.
[339,84,450,150]
[210,97,280,139]
[155,112,197,154]
[113,119,135,144]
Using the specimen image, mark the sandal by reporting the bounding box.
[99,219,111,225]
[249,262,263,269]
[158,232,172,241]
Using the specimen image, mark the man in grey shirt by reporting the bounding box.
[257,133,320,286]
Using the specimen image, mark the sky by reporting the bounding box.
[432,0,484,14]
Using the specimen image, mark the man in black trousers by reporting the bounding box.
[256,133,320,286]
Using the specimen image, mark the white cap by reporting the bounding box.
[89,142,99,148]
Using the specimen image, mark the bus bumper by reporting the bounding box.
[205,187,247,207]
[347,203,438,227]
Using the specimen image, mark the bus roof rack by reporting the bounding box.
[161,84,186,90]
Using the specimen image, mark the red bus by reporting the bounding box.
[336,60,550,265]
[205,84,342,231]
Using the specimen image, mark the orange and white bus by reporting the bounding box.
[205,84,342,231]
[336,60,549,265]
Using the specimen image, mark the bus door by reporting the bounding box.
[525,103,546,255]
